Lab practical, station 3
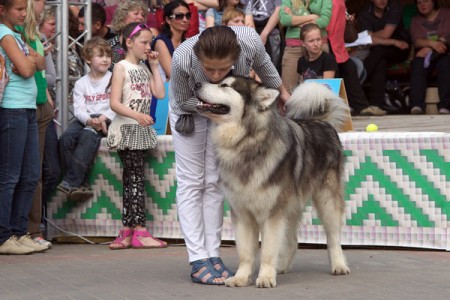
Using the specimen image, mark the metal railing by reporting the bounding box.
[47,0,92,131]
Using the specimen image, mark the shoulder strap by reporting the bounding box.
[14,35,29,56]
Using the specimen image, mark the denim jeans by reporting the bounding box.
[59,120,103,188]
[0,108,40,244]
[42,121,61,212]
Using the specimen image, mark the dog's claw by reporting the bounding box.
[256,276,277,288]
[225,276,252,287]
[332,265,351,275]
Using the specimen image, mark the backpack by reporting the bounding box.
[0,52,9,103]
[384,80,409,114]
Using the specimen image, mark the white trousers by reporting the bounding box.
[170,112,224,262]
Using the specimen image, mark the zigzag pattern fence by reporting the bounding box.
[47,133,450,250]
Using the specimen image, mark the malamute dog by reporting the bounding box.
[195,77,351,288]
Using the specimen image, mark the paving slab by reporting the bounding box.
[1,243,450,300]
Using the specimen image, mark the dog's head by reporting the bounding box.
[194,76,280,124]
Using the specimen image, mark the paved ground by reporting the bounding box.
[1,242,450,300]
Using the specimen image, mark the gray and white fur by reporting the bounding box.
[195,77,351,288]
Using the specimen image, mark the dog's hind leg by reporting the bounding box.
[226,213,258,287]
[313,176,350,275]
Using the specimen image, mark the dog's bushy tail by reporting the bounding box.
[284,81,350,132]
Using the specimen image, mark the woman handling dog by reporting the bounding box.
[169,26,289,285]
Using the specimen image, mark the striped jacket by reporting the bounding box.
[169,26,282,115]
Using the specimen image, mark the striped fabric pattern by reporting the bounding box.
[169,26,283,115]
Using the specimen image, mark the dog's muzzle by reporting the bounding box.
[194,82,230,114]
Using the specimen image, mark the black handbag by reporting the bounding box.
[344,19,358,43]
[175,114,195,135]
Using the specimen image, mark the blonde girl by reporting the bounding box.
[107,22,167,250]
[18,0,54,250]
[0,0,42,255]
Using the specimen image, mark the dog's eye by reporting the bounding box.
[219,83,230,88]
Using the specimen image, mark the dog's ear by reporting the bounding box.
[254,87,280,111]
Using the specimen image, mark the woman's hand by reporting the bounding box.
[43,41,54,56]
[299,14,319,27]
[277,86,291,116]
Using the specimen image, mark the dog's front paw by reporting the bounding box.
[225,275,252,287]
[332,264,351,275]
[256,275,277,288]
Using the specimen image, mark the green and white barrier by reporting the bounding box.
[47,132,450,250]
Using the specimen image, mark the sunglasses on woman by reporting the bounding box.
[170,12,192,21]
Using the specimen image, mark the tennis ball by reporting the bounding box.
[366,123,378,132]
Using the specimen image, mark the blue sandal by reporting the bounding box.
[191,259,225,285]
[210,257,235,279]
